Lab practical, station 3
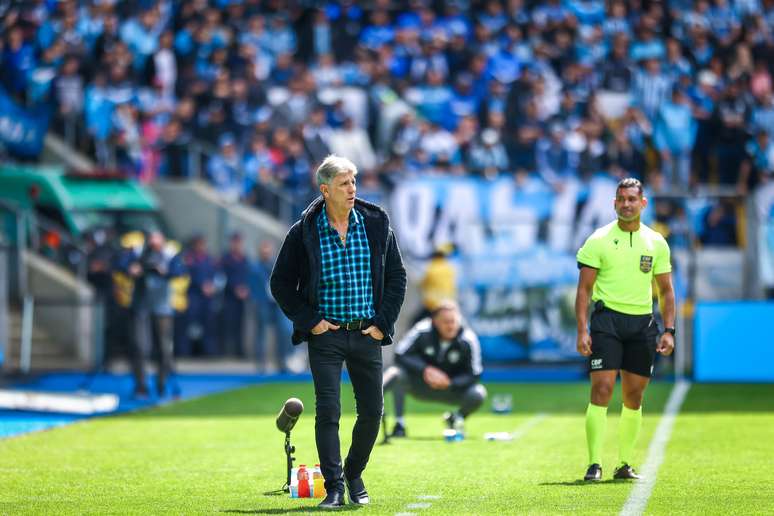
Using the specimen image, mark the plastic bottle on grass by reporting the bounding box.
[313,464,325,498]
[297,465,310,498]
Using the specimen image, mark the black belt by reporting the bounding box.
[331,319,370,331]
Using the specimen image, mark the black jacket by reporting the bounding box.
[270,196,407,345]
[395,318,483,390]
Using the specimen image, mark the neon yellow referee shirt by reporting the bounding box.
[576,220,672,315]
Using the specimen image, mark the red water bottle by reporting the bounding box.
[297,465,310,498]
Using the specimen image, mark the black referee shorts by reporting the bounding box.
[588,302,659,378]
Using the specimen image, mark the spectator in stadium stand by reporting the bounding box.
[383,300,486,439]
[606,128,646,181]
[328,116,377,174]
[536,122,573,187]
[219,232,250,357]
[242,133,273,201]
[84,73,113,166]
[654,88,697,191]
[207,133,242,201]
[282,137,314,200]
[270,155,406,508]
[601,33,633,93]
[113,102,143,177]
[741,129,774,192]
[468,127,509,178]
[179,234,218,357]
[119,231,184,399]
[700,200,739,246]
[145,30,177,99]
[713,79,752,185]
[302,104,333,165]
[156,118,190,179]
[631,57,672,122]
[1,26,35,100]
[52,54,84,142]
[249,240,293,374]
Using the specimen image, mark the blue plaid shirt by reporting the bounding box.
[317,206,376,322]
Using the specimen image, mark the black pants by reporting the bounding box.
[131,311,174,393]
[221,295,245,356]
[308,329,383,493]
[383,366,487,419]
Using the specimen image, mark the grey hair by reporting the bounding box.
[315,154,358,187]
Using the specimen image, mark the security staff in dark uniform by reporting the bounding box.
[383,300,486,437]
[220,232,250,356]
[271,155,406,509]
[575,178,675,482]
[181,235,218,356]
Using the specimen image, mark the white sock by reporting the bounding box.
[396,417,405,426]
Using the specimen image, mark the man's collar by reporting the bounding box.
[321,202,362,228]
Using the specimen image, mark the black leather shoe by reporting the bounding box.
[613,463,642,480]
[318,490,345,509]
[584,463,602,481]
[345,476,370,505]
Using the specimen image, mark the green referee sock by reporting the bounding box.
[619,405,642,466]
[585,403,608,465]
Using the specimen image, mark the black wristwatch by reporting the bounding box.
[664,327,676,337]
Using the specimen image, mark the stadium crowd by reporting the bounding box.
[3,0,771,246]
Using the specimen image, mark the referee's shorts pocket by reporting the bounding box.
[589,310,607,333]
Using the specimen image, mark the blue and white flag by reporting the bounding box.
[0,86,50,158]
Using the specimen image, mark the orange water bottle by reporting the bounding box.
[313,464,325,498]
[297,465,310,498]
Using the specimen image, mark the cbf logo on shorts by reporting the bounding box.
[640,255,653,273]
[591,358,603,369]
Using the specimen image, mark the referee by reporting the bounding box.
[575,178,675,481]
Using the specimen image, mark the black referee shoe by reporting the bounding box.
[584,463,602,481]
[613,463,642,480]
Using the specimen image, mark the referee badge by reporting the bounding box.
[640,255,653,273]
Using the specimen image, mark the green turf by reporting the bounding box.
[1,382,773,515]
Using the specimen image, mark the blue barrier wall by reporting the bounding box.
[694,302,774,382]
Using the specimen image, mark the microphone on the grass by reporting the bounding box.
[275,398,304,433]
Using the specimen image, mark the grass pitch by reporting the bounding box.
[1,382,773,515]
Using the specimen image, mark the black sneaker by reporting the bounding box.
[584,463,602,481]
[345,475,370,505]
[613,463,642,480]
[391,422,406,438]
[443,412,465,431]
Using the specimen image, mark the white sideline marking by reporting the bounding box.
[395,494,440,514]
[511,412,549,439]
[620,380,692,516]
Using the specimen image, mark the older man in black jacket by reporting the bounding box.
[383,300,487,437]
[270,154,406,509]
